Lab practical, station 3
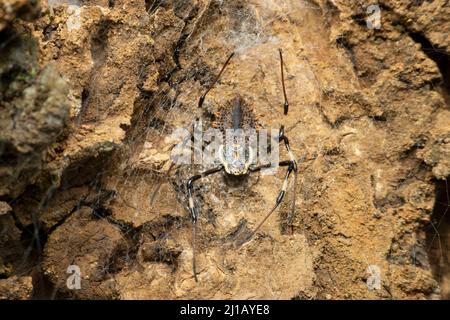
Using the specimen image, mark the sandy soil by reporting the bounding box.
[0,0,449,299]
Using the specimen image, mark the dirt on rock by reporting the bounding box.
[0,0,449,300]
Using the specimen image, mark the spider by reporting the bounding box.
[185,49,298,281]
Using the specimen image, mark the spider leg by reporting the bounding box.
[278,48,298,229]
[279,48,289,115]
[235,160,296,246]
[198,52,234,108]
[249,160,291,173]
[186,165,224,281]
[278,127,298,229]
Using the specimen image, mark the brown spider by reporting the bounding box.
[186,49,298,281]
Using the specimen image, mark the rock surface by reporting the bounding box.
[0,276,33,300]
[0,0,449,299]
